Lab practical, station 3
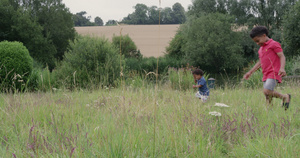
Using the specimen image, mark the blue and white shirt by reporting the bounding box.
[197,77,210,96]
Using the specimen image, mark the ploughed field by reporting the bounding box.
[75,25,180,57]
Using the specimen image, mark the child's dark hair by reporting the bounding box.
[250,26,269,38]
[192,69,204,76]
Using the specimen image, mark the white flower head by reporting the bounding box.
[215,103,230,107]
[209,111,221,117]
[195,92,201,98]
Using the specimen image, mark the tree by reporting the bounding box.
[10,8,57,69]
[133,3,148,24]
[94,16,103,26]
[0,0,56,69]
[182,13,244,73]
[283,1,300,57]
[0,0,75,69]
[171,2,186,24]
[105,20,117,26]
[249,0,296,30]
[147,6,160,24]
[188,0,297,32]
[161,7,173,24]
[35,0,76,61]
[73,11,94,26]
[188,0,218,16]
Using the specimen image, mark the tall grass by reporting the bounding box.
[168,67,210,91]
[1,84,298,157]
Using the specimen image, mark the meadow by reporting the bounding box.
[0,82,299,157]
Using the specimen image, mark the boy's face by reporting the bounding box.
[252,34,268,46]
[194,74,202,80]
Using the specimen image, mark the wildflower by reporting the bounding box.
[52,88,57,91]
[209,111,221,116]
[215,103,230,107]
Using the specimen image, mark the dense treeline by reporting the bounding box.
[73,11,104,26]
[73,2,186,26]
[121,2,186,25]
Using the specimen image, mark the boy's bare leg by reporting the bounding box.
[264,89,290,105]
[265,94,273,106]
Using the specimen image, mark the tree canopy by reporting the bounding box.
[121,3,186,24]
[0,0,76,70]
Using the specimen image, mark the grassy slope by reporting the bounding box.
[0,85,299,157]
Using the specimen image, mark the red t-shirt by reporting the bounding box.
[258,39,283,83]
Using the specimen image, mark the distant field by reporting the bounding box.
[75,25,180,57]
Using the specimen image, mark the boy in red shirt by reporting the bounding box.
[243,26,291,110]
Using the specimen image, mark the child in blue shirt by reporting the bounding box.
[193,69,210,102]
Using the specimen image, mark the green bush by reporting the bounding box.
[181,13,245,73]
[0,41,33,91]
[55,35,121,89]
[112,34,142,58]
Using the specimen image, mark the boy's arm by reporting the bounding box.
[243,61,261,80]
[193,85,203,88]
[277,52,286,77]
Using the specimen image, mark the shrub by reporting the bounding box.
[112,34,142,58]
[182,13,245,73]
[0,41,33,91]
[55,36,121,89]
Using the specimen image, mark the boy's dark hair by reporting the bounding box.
[192,69,204,76]
[250,26,269,38]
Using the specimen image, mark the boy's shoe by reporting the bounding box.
[283,94,291,110]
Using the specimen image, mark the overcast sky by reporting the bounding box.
[62,0,193,23]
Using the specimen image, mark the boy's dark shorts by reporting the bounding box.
[263,79,277,91]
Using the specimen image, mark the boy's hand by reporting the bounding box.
[278,68,286,77]
[193,85,197,88]
[243,72,252,80]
